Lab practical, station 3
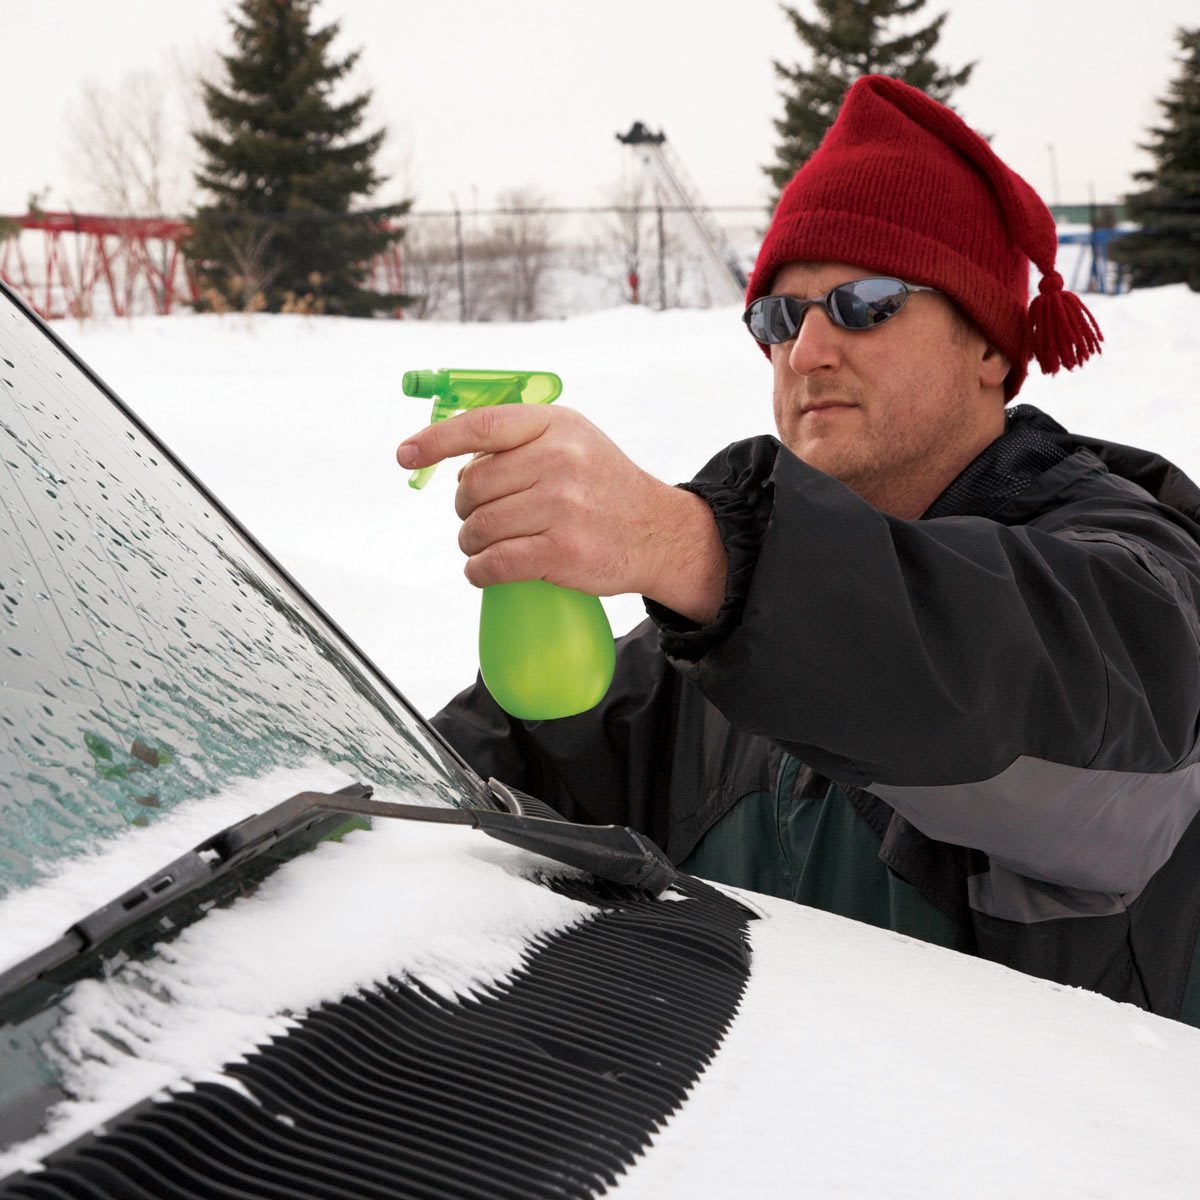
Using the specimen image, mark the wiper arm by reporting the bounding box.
[0,781,675,1026]
[204,778,676,895]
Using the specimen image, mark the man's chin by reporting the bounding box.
[785,432,860,478]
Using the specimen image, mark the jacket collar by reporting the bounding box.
[924,404,1200,530]
[922,405,1074,520]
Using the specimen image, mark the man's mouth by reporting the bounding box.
[800,400,858,413]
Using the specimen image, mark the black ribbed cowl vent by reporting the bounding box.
[1,875,755,1199]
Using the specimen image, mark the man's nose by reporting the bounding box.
[784,306,843,376]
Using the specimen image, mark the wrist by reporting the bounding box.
[640,485,727,625]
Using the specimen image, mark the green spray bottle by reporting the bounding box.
[402,369,616,721]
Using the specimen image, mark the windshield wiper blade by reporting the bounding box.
[0,780,676,1027]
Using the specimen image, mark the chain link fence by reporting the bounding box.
[396,204,766,322]
[1,204,767,320]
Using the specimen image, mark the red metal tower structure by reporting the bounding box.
[0,212,196,319]
[0,212,406,319]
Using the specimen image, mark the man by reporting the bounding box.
[400,77,1200,1025]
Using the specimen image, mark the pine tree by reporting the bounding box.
[187,0,410,315]
[1111,27,1200,291]
[765,0,975,196]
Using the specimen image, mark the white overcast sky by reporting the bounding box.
[0,0,1194,216]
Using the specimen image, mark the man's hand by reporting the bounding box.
[397,405,727,624]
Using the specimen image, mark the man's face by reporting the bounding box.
[768,261,1003,516]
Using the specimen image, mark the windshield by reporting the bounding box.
[0,284,487,896]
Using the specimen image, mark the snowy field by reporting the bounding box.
[59,279,1200,719]
[6,281,1199,1193]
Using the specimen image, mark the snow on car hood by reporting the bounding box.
[613,886,1200,1199]
[0,762,592,1173]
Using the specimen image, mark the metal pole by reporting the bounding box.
[453,203,467,322]
[1046,143,1061,209]
[1087,181,1102,294]
[656,203,666,312]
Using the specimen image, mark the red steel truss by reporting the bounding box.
[0,213,195,319]
[0,212,405,319]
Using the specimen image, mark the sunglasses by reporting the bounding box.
[743,277,938,344]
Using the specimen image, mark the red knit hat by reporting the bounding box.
[747,75,1102,398]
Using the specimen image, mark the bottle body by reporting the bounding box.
[479,581,615,720]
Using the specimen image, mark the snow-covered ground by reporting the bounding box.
[6,283,1199,1192]
[61,280,1200,719]
[62,304,760,715]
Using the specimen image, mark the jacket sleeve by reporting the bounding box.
[648,436,1200,894]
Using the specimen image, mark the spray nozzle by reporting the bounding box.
[401,368,563,489]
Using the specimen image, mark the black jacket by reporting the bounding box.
[433,406,1200,1021]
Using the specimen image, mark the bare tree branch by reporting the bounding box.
[64,67,199,217]
[488,187,554,321]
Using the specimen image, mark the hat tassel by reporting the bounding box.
[1028,271,1103,375]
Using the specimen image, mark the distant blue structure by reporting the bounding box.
[1056,227,1129,295]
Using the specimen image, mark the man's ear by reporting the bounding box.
[980,343,1011,390]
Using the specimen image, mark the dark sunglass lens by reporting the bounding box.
[828,286,870,329]
[834,278,909,328]
[749,296,804,343]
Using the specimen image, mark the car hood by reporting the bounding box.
[3,793,1200,1198]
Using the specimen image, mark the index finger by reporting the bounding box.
[397,404,553,469]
